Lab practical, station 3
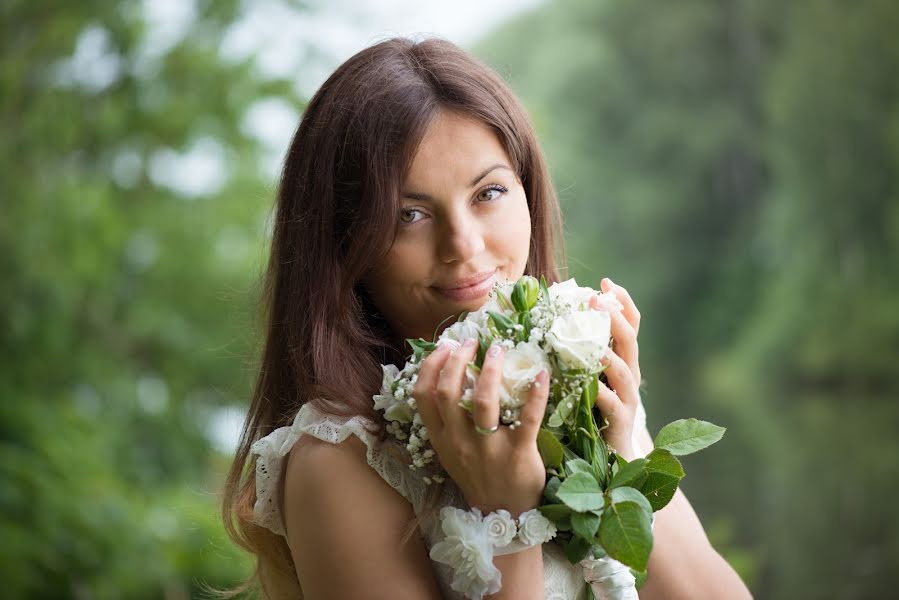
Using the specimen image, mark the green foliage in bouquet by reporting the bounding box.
[400,276,726,582]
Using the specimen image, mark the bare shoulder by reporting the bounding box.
[283,431,441,600]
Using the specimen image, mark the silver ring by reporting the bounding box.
[474,423,500,435]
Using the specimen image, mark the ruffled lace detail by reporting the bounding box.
[249,403,420,537]
[249,395,650,599]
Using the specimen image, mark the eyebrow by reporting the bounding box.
[402,163,513,201]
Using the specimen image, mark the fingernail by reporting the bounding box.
[463,338,477,349]
[488,344,502,357]
[436,339,461,354]
[600,346,613,364]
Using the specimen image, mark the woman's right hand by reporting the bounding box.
[413,338,551,516]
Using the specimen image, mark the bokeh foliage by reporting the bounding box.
[478,0,899,597]
[2,0,300,596]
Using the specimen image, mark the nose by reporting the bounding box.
[436,211,486,264]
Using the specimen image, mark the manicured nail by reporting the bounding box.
[463,338,477,349]
[436,339,461,354]
[488,344,502,357]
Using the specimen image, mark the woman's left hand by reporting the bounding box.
[589,277,643,461]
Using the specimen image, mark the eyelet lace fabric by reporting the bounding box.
[250,398,650,599]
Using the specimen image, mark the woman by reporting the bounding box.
[219,36,752,599]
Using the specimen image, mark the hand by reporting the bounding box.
[589,277,643,460]
[413,338,551,516]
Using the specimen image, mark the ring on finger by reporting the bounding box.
[474,423,500,435]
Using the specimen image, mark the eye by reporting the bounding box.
[477,184,508,203]
[399,208,425,225]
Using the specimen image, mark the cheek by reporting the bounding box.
[367,244,430,300]
[492,193,531,254]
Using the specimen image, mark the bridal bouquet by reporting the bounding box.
[373,275,725,599]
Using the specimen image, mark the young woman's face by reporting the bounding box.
[363,110,532,342]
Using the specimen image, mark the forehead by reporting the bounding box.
[404,111,512,185]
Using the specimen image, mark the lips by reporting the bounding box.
[431,269,498,302]
[433,270,496,291]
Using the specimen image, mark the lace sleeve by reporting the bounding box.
[249,403,416,537]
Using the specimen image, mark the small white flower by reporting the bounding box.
[517,509,557,546]
[483,510,516,547]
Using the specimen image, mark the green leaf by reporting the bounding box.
[537,428,565,469]
[609,486,653,516]
[592,436,610,487]
[495,292,514,312]
[633,568,648,589]
[547,409,564,428]
[598,501,653,571]
[564,534,593,563]
[558,393,578,421]
[488,310,517,336]
[407,337,436,360]
[609,457,648,489]
[544,476,563,503]
[653,418,726,456]
[511,278,529,312]
[565,458,595,477]
[475,331,490,367]
[539,274,551,305]
[556,471,604,511]
[571,510,602,541]
[538,503,574,531]
[637,449,685,511]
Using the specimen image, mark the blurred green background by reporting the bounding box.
[3,0,897,598]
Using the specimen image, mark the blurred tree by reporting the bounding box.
[475,0,899,597]
[1,0,306,596]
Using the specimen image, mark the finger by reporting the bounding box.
[435,337,479,432]
[591,295,640,387]
[599,347,639,408]
[471,343,504,434]
[513,369,550,441]
[601,278,641,336]
[594,377,622,421]
[412,344,452,433]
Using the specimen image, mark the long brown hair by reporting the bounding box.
[215,35,568,599]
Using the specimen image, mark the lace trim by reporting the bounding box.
[249,403,417,537]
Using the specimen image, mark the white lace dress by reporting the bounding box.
[250,399,651,599]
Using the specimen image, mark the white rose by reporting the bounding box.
[483,509,516,547]
[501,341,551,407]
[548,278,598,310]
[545,310,611,371]
[517,508,557,546]
[442,320,485,345]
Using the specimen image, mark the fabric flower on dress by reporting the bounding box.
[517,508,558,546]
[483,509,516,547]
[429,507,502,600]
